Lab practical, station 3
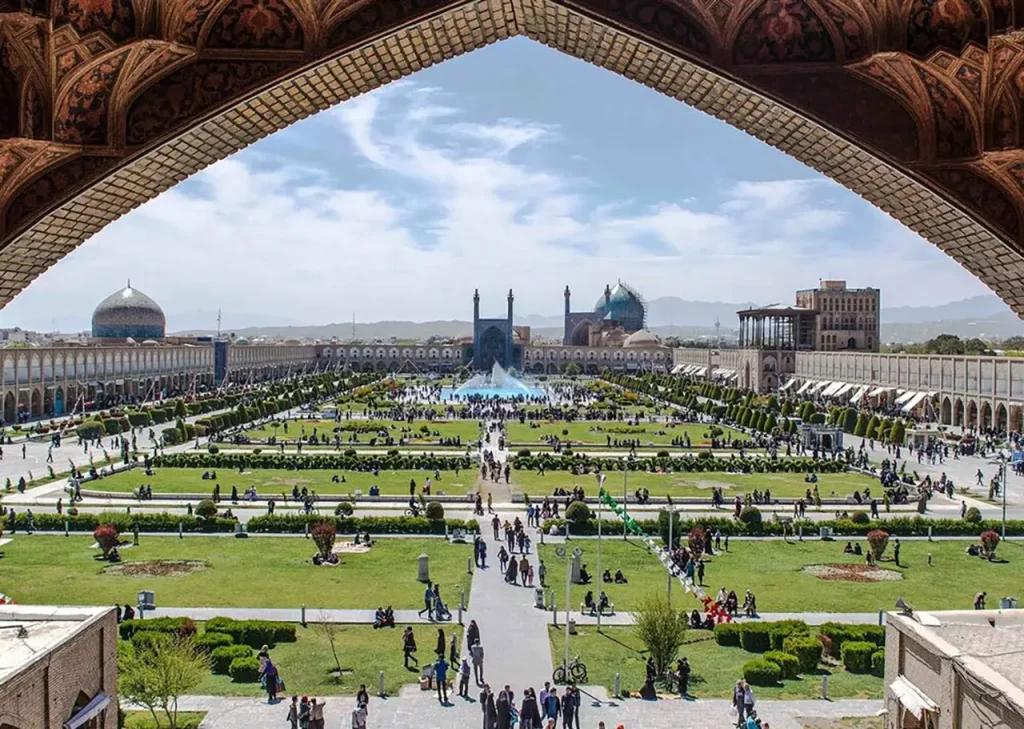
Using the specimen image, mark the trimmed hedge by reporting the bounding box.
[714,622,741,647]
[211,645,253,674]
[783,635,823,674]
[130,631,171,652]
[743,658,781,686]
[196,632,234,653]
[119,617,190,640]
[763,651,800,679]
[768,620,808,651]
[512,453,846,475]
[154,452,473,472]
[204,617,296,648]
[228,656,262,682]
[841,641,877,673]
[246,514,478,535]
[739,623,772,653]
[818,623,885,657]
[871,650,886,677]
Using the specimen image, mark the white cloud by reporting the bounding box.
[0,80,993,332]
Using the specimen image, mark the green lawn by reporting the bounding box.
[511,469,876,499]
[507,421,742,448]
[244,418,481,444]
[193,624,459,697]
[549,626,881,700]
[123,712,206,729]
[538,538,1024,613]
[85,467,479,496]
[1,536,473,609]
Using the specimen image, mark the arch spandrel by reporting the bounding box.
[0,0,1023,312]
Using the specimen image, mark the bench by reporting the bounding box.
[579,601,615,616]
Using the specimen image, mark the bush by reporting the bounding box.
[866,529,889,560]
[195,499,218,519]
[964,507,982,523]
[204,618,296,648]
[93,524,119,557]
[211,645,253,674]
[130,631,171,653]
[768,620,808,651]
[311,520,337,559]
[739,506,762,532]
[425,501,445,521]
[743,658,781,686]
[763,651,800,679]
[196,631,234,653]
[714,622,741,647]
[739,622,772,653]
[841,641,877,673]
[783,635,823,673]
[119,617,192,640]
[871,650,885,676]
[517,449,531,457]
[335,501,354,516]
[981,529,1001,559]
[228,656,262,682]
[565,501,592,525]
[850,511,870,525]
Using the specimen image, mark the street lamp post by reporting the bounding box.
[667,505,673,607]
[623,459,628,540]
[597,485,603,631]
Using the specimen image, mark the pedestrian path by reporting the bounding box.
[146,606,445,625]
[155,691,882,729]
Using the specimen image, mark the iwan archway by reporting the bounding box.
[2,0,1024,311]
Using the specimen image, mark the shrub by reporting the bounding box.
[853,625,886,647]
[981,529,1001,559]
[739,623,772,653]
[335,501,354,516]
[742,659,781,686]
[196,632,234,653]
[964,507,982,523]
[763,651,800,679]
[714,622,741,647]
[311,521,337,560]
[871,650,886,676]
[130,631,171,653]
[517,449,531,457]
[211,645,253,674]
[565,501,593,525]
[118,617,190,640]
[739,506,762,532]
[841,641,877,673]
[93,524,119,557]
[228,656,262,682]
[782,635,823,673]
[866,529,889,560]
[850,511,870,525]
[195,499,218,519]
[768,620,808,651]
[425,501,445,521]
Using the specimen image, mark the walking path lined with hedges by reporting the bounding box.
[567,611,883,627]
[145,606,450,625]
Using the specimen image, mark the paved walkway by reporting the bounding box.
[569,611,884,627]
[162,690,882,729]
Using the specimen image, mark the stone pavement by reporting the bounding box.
[166,689,882,729]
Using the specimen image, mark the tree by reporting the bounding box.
[866,529,889,561]
[632,594,688,678]
[173,399,187,419]
[563,362,582,377]
[980,530,1001,560]
[316,610,344,683]
[119,636,209,729]
[963,338,994,356]
[94,525,119,559]
[925,334,965,355]
[687,526,705,559]
[312,521,337,560]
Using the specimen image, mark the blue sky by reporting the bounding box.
[0,38,994,332]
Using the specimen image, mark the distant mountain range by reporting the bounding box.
[167,294,1024,344]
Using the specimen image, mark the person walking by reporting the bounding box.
[261,658,280,702]
[893,538,902,567]
[742,681,756,724]
[309,698,324,729]
[449,630,458,665]
[419,582,434,619]
[733,681,746,728]
[402,626,418,669]
[559,687,574,729]
[351,703,367,729]
[481,684,497,729]
[298,697,311,729]
[286,696,299,729]
[467,619,481,648]
[520,688,541,729]
[471,641,485,685]
[542,687,560,725]
[497,686,513,729]
[676,657,691,697]
[436,628,446,658]
[458,657,471,697]
[435,655,449,704]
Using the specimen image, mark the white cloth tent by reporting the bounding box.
[822,382,845,397]
[868,386,893,397]
[834,383,856,397]
[849,385,869,404]
[780,379,797,391]
[895,390,917,405]
[902,391,929,412]
[796,381,815,395]
[811,381,832,394]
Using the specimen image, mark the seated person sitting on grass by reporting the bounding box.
[690,609,703,629]
[363,531,374,547]
[584,591,596,614]
[966,544,982,557]
[369,485,380,497]
[603,569,613,583]
[805,472,818,483]
[843,541,855,554]
[854,542,862,555]
[332,474,341,483]
[578,564,592,584]
[614,569,628,584]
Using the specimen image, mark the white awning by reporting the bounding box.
[895,390,917,405]
[902,391,929,412]
[796,381,815,395]
[822,382,845,397]
[889,677,937,720]
[670,364,686,374]
[811,381,832,393]
[834,383,856,397]
[868,386,893,397]
[694,367,706,377]
[849,385,869,404]
[780,379,797,391]
[64,693,110,729]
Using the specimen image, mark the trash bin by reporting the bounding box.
[1000,597,1019,609]
[569,619,577,635]
[535,588,546,609]
[819,526,833,539]
[137,590,155,611]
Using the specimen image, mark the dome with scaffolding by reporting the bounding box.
[594,281,647,333]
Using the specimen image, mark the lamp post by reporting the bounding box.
[597,475,604,631]
[667,503,674,607]
[622,458,628,541]
[556,545,582,675]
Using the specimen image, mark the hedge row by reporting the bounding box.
[512,454,847,474]
[543,515,1024,537]
[205,617,296,647]
[7,511,238,533]
[153,452,474,471]
[246,514,479,535]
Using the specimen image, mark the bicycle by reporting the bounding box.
[553,654,588,684]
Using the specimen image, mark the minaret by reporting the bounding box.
[506,289,514,369]
[564,285,572,345]
[564,285,571,316]
[473,289,480,325]
[604,283,612,313]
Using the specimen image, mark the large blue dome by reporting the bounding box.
[92,283,166,340]
[594,282,646,332]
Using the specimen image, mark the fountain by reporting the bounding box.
[443,362,543,400]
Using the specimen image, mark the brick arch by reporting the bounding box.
[3,0,1024,312]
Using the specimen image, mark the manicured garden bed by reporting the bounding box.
[506,421,742,448]
[2,536,473,609]
[243,418,481,445]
